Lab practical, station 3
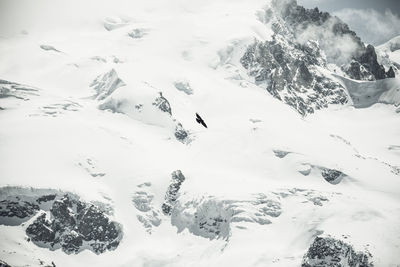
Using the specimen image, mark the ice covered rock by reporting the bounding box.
[0,79,39,101]
[40,45,61,53]
[174,123,189,143]
[173,81,193,95]
[26,194,122,254]
[128,29,147,39]
[90,69,126,100]
[273,149,291,158]
[170,194,281,240]
[162,170,186,215]
[103,17,129,31]
[132,183,161,234]
[337,75,400,108]
[302,237,372,267]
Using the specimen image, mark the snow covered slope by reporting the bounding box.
[0,0,400,266]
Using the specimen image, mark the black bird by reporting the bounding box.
[196,113,207,128]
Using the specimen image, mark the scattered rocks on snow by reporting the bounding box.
[162,170,186,215]
[90,69,126,100]
[302,236,372,267]
[78,158,106,178]
[285,188,329,206]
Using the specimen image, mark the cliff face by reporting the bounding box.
[241,0,397,115]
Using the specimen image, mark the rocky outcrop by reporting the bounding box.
[241,36,348,115]
[162,170,186,215]
[275,0,394,81]
[152,92,172,115]
[26,194,122,254]
[0,187,122,254]
[302,237,372,267]
[174,123,189,142]
[242,0,396,115]
[0,199,39,223]
[98,86,190,143]
[90,69,126,100]
[320,168,346,184]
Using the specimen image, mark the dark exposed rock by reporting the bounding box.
[152,92,172,115]
[302,237,372,267]
[0,260,11,267]
[386,66,395,78]
[349,45,386,81]
[26,213,56,243]
[320,168,345,184]
[162,170,186,215]
[36,194,57,204]
[26,194,122,254]
[174,123,189,143]
[0,198,39,225]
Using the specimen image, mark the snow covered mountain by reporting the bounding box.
[0,0,399,266]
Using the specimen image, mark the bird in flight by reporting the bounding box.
[196,113,207,128]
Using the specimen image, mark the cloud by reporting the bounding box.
[333,8,400,45]
[295,17,360,65]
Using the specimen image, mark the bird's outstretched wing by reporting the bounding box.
[195,113,208,128]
